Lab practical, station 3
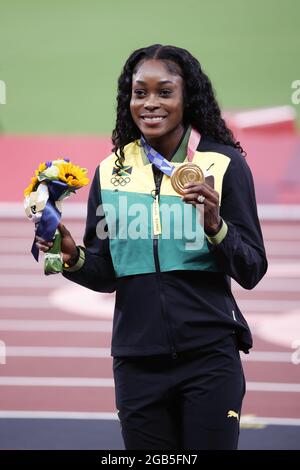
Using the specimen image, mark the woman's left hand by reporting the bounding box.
[182,182,221,235]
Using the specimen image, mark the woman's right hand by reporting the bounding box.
[35,222,79,266]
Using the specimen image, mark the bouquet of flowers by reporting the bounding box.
[24,158,89,275]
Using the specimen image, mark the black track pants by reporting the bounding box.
[113,334,246,450]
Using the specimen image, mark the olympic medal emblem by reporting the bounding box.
[171,163,204,195]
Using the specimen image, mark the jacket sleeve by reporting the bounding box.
[208,150,268,289]
[63,166,117,292]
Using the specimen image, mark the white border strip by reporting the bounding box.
[1,203,300,221]
[0,411,299,426]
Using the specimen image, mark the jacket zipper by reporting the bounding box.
[152,168,178,360]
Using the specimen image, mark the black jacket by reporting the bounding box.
[63,137,268,357]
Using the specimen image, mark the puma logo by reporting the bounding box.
[227,410,239,420]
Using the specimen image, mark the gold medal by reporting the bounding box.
[171,163,204,195]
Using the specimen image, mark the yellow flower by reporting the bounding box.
[23,160,89,198]
[57,162,89,188]
[24,176,39,197]
[35,162,47,176]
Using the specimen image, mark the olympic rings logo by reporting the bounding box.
[111,176,131,186]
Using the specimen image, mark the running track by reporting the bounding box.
[0,215,299,449]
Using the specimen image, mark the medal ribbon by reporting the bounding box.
[141,128,201,237]
[141,128,201,176]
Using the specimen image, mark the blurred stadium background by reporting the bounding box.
[0,0,299,450]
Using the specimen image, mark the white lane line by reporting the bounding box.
[0,297,53,308]
[0,410,298,426]
[0,319,112,332]
[242,352,293,363]
[0,239,41,253]
[0,411,118,420]
[262,229,300,240]
[0,377,299,391]
[0,255,40,270]
[0,223,84,237]
[0,274,62,289]
[0,203,87,219]
[258,205,300,221]
[247,382,300,392]
[0,238,79,253]
[4,346,292,362]
[237,300,300,312]
[0,274,62,287]
[6,346,111,358]
[1,260,300,276]
[2,225,300,240]
[232,278,300,292]
[0,411,299,426]
[264,241,300,256]
[0,377,115,387]
[240,416,300,427]
[231,106,296,127]
[267,263,300,277]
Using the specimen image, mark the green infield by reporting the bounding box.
[0,0,299,133]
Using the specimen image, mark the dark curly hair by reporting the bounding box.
[112,44,245,171]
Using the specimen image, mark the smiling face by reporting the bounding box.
[130,59,185,158]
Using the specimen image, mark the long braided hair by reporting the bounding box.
[112,44,245,172]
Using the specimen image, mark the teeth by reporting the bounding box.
[142,117,165,122]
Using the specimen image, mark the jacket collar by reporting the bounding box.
[139,126,191,165]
